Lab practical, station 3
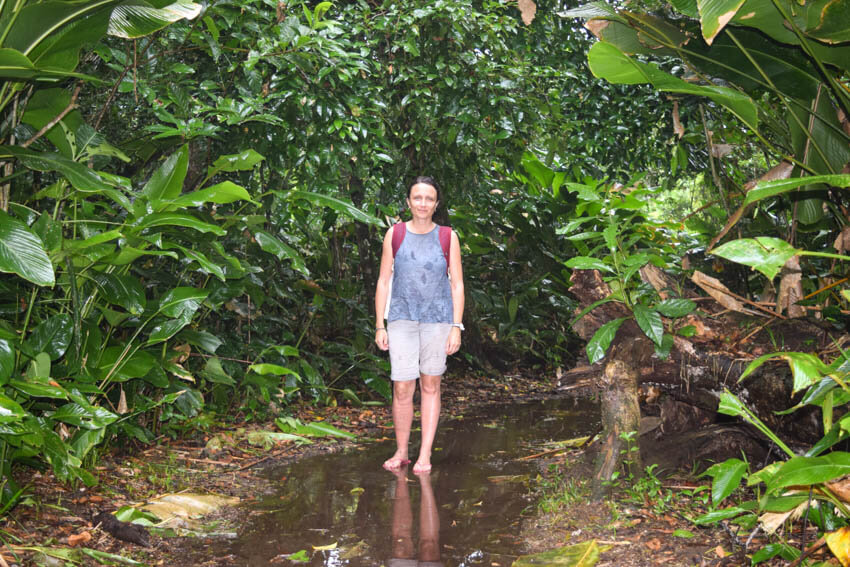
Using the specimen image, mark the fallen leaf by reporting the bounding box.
[827,526,850,567]
[512,540,609,566]
[714,545,728,558]
[313,542,337,551]
[645,538,662,551]
[68,531,92,547]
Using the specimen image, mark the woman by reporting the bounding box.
[374,176,464,474]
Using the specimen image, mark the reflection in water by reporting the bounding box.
[389,469,442,567]
[184,398,599,566]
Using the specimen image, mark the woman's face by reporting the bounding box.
[407,183,439,220]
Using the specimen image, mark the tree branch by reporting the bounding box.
[21,84,82,148]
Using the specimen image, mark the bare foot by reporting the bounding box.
[382,454,411,470]
[412,461,432,474]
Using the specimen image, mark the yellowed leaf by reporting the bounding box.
[827,526,850,566]
[117,386,128,414]
[313,542,338,551]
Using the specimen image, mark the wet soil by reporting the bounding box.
[1,373,757,566]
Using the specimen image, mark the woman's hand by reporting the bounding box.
[446,326,461,355]
[375,328,389,351]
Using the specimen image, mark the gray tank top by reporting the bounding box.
[388,225,453,323]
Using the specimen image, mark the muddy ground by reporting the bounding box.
[0,373,826,566]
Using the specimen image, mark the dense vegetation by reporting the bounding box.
[2,0,850,562]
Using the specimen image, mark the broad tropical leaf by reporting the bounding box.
[0,208,54,287]
[585,317,627,364]
[284,190,382,226]
[633,304,663,346]
[108,0,203,39]
[711,237,799,281]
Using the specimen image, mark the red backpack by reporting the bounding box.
[391,223,451,271]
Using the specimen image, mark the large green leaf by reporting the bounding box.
[157,287,209,318]
[633,304,663,346]
[253,229,310,277]
[97,347,157,381]
[0,208,54,286]
[108,0,202,39]
[702,458,747,507]
[51,402,118,429]
[767,453,850,493]
[711,237,799,281]
[744,174,850,205]
[147,319,190,345]
[25,314,73,360]
[0,48,81,80]
[0,146,112,193]
[160,181,254,210]
[564,256,614,273]
[140,145,189,202]
[133,212,226,235]
[93,273,146,314]
[655,298,697,318]
[283,190,383,226]
[587,41,759,132]
[160,241,225,282]
[207,149,265,176]
[740,351,831,394]
[585,317,627,364]
[0,393,26,424]
[0,339,14,384]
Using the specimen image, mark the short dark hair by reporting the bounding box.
[407,176,441,202]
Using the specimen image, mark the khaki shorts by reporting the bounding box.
[387,320,452,381]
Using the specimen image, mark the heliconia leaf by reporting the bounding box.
[0,393,26,424]
[249,363,300,377]
[64,229,123,251]
[767,453,850,494]
[0,208,54,287]
[702,458,747,507]
[157,287,209,319]
[133,212,226,235]
[696,0,746,44]
[207,149,265,176]
[25,314,72,360]
[140,145,189,202]
[0,146,112,193]
[655,298,696,318]
[253,229,310,277]
[586,317,627,364]
[162,181,255,210]
[108,0,202,39]
[633,304,663,346]
[711,237,799,281]
[93,273,146,315]
[744,174,850,206]
[9,379,68,399]
[565,256,614,273]
[0,339,13,384]
[283,190,383,226]
[739,351,830,394]
[587,41,759,132]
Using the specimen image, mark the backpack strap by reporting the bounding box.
[391,223,406,258]
[439,225,451,271]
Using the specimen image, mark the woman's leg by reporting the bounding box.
[414,373,441,473]
[384,379,416,469]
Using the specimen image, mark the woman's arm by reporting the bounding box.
[374,227,394,351]
[446,230,464,355]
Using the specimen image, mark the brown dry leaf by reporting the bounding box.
[117,387,128,414]
[68,531,92,547]
[645,538,662,551]
[834,227,850,254]
[584,19,609,38]
[711,143,734,158]
[691,271,745,312]
[517,0,536,25]
[829,477,850,503]
[743,161,793,191]
[640,264,675,300]
[777,255,804,318]
[714,545,728,558]
[171,343,191,363]
[827,526,850,567]
[672,101,684,139]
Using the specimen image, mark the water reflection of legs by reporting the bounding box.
[389,469,442,567]
[417,471,442,566]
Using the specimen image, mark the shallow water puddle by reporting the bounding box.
[210,398,597,566]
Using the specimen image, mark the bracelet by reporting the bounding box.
[376,327,386,331]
